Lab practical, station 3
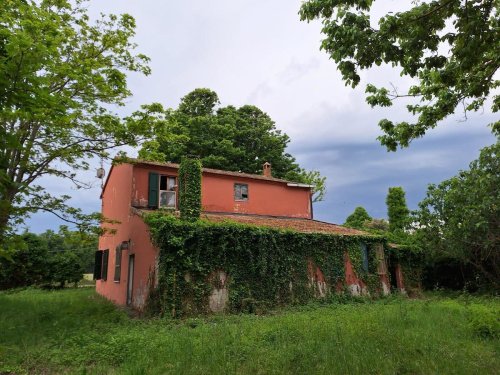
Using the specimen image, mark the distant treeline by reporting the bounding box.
[0,226,97,289]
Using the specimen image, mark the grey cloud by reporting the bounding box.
[24,0,498,233]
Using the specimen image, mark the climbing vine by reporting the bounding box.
[178,158,202,222]
[145,212,383,317]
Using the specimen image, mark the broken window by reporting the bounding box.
[159,176,177,208]
[234,183,249,201]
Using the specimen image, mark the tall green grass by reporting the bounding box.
[0,288,498,374]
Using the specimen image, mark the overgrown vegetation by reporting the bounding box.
[415,142,500,292]
[145,212,381,317]
[0,288,498,374]
[178,158,202,222]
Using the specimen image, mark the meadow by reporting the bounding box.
[0,288,498,374]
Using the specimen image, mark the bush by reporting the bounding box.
[467,304,499,339]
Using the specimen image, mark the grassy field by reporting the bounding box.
[0,289,498,374]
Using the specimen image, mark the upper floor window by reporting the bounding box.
[234,183,248,201]
[159,175,176,208]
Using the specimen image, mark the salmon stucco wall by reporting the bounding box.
[201,172,311,218]
[131,165,312,218]
[97,164,159,309]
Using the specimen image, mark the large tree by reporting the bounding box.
[300,0,499,150]
[414,142,499,289]
[0,0,159,251]
[386,187,410,232]
[344,206,372,229]
[139,88,327,201]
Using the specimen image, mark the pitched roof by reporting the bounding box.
[200,212,372,236]
[129,158,310,185]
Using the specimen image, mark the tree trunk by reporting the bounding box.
[0,187,18,248]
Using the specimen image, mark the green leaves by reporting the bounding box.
[300,0,500,150]
[344,206,372,229]
[178,158,202,222]
[138,88,327,201]
[145,212,380,316]
[414,142,500,290]
[0,0,159,246]
[386,187,410,233]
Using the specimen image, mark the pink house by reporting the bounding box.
[95,159,400,310]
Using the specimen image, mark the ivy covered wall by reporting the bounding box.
[145,213,388,317]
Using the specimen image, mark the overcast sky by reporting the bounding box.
[26,0,497,232]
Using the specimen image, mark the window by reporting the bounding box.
[114,245,122,282]
[93,250,103,280]
[234,183,248,201]
[159,175,177,208]
[360,243,369,273]
[94,249,110,281]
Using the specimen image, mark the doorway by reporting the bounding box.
[127,255,135,306]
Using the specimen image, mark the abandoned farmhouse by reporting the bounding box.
[95,159,408,314]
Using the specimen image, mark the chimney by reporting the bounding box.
[263,162,272,177]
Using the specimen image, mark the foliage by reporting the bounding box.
[344,206,372,229]
[0,0,162,252]
[386,187,410,232]
[414,142,500,290]
[138,88,327,202]
[300,0,500,150]
[145,212,380,317]
[1,289,499,374]
[364,218,389,231]
[467,304,499,339]
[0,226,96,289]
[178,158,202,222]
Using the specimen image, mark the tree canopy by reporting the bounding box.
[0,226,97,289]
[386,187,410,232]
[414,142,499,290]
[0,0,160,251]
[139,88,327,201]
[344,206,372,229]
[300,0,500,150]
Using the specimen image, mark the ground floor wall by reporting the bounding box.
[96,214,409,313]
[96,211,158,310]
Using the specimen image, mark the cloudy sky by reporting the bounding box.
[27,0,497,232]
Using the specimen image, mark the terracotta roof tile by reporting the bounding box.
[200,213,372,237]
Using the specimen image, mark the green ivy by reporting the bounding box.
[178,158,202,222]
[145,212,384,317]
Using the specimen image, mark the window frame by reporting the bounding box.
[360,243,369,273]
[158,175,177,209]
[114,245,122,282]
[234,183,249,201]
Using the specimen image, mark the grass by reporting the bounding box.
[0,289,498,374]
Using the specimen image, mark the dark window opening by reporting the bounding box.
[360,243,369,273]
[102,249,109,281]
[93,250,103,280]
[234,183,249,201]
